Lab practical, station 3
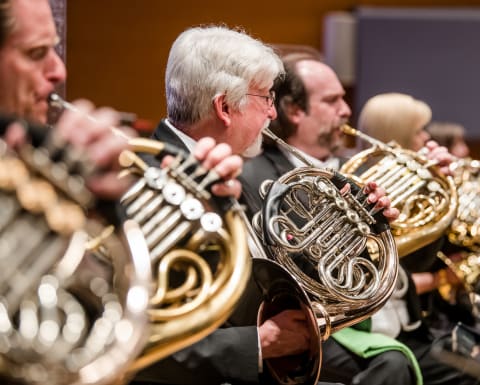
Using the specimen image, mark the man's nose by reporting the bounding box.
[268,104,278,120]
[45,49,67,85]
[340,98,351,118]
[422,130,431,143]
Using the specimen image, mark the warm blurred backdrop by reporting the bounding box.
[65,0,480,154]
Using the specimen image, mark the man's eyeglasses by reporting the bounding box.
[246,91,276,108]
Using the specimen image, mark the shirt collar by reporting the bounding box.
[278,146,340,171]
[164,118,197,152]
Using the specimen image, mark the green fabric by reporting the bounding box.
[352,318,371,332]
[332,327,423,385]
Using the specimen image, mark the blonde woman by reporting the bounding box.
[357,92,468,332]
[358,92,432,151]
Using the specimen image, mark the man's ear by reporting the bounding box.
[284,101,305,125]
[212,94,231,126]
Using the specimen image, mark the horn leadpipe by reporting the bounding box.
[262,127,315,167]
[49,93,133,141]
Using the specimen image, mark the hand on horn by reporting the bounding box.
[424,140,454,176]
[258,309,310,359]
[56,99,137,199]
[363,181,400,222]
[191,137,243,199]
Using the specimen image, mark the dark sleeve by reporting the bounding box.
[401,237,445,273]
[132,268,264,385]
[133,326,260,385]
[399,263,432,341]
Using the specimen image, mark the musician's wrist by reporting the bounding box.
[434,269,448,288]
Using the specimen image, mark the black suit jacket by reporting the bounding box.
[240,143,294,220]
[133,120,263,385]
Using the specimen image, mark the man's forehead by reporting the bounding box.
[10,0,53,28]
[295,59,327,75]
[8,0,56,46]
[297,62,343,96]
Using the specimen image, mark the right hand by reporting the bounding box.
[4,121,27,148]
[55,99,137,200]
[258,309,310,359]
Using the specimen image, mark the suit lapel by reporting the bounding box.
[151,119,189,152]
[262,145,295,178]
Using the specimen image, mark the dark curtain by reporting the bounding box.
[48,0,66,120]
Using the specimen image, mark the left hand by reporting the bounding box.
[363,181,399,221]
[55,99,137,200]
[4,121,27,147]
[192,137,243,199]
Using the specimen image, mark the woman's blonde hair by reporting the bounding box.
[358,92,432,149]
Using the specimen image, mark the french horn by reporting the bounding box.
[340,124,458,257]
[116,137,250,373]
[248,127,399,385]
[47,93,251,377]
[447,158,480,251]
[436,250,480,304]
[0,120,151,385]
[436,158,480,308]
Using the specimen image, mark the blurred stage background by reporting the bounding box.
[58,0,480,155]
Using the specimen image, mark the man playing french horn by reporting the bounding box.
[128,26,401,385]
[241,52,477,385]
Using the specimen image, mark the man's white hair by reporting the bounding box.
[166,25,284,126]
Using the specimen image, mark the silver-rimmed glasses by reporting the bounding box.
[246,90,276,107]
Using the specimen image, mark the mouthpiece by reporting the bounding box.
[47,93,131,141]
[340,124,357,136]
[48,92,61,105]
[340,124,357,149]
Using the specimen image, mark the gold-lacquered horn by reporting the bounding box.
[6,93,251,382]
[119,139,251,371]
[340,124,458,257]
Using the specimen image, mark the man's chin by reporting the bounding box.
[241,136,263,158]
[26,106,48,125]
[242,121,270,158]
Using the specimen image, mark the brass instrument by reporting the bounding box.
[436,158,480,307]
[0,130,151,385]
[236,199,322,385]
[116,138,250,373]
[437,251,479,299]
[447,158,480,251]
[249,128,399,384]
[46,95,250,374]
[340,124,458,257]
